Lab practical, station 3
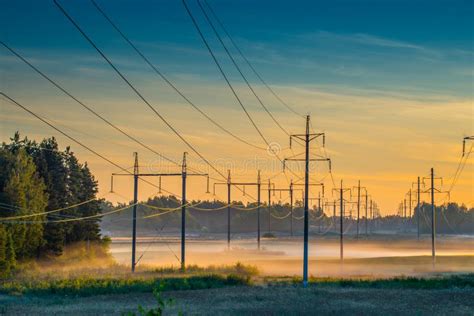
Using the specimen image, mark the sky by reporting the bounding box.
[1,0,473,214]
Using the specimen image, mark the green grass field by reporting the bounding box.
[1,243,473,315]
[1,262,473,315]
[1,275,474,315]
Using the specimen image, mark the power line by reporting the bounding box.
[0,194,108,221]
[53,0,238,186]
[90,0,266,151]
[197,0,291,137]
[0,41,186,171]
[448,145,472,193]
[183,0,304,184]
[202,0,304,118]
[181,0,271,148]
[0,92,176,196]
[53,0,278,200]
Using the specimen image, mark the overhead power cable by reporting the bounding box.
[53,0,257,200]
[183,0,305,184]
[0,41,187,170]
[448,144,472,193]
[202,0,304,118]
[197,0,290,137]
[181,0,270,147]
[271,211,292,220]
[53,0,246,190]
[90,0,266,151]
[0,193,109,221]
[0,92,176,196]
[1,202,137,224]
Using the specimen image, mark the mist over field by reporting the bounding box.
[110,235,474,277]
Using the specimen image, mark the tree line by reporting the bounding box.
[102,196,474,237]
[0,133,102,276]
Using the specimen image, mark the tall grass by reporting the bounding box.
[275,273,474,289]
[0,274,251,296]
[0,262,257,296]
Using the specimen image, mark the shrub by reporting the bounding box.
[124,288,177,316]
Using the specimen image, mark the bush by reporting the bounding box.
[124,288,176,316]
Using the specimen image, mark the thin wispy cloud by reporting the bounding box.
[303,30,442,57]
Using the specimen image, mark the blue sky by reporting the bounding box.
[2,0,472,95]
[1,0,473,211]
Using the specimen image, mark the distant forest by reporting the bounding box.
[0,133,103,276]
[101,197,474,237]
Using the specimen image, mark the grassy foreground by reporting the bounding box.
[1,244,473,315]
[3,262,473,296]
[1,271,474,315]
[0,263,256,296]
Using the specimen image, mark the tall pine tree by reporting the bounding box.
[0,148,47,260]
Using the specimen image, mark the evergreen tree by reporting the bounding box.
[65,150,101,243]
[2,133,103,258]
[34,137,69,255]
[0,148,47,260]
